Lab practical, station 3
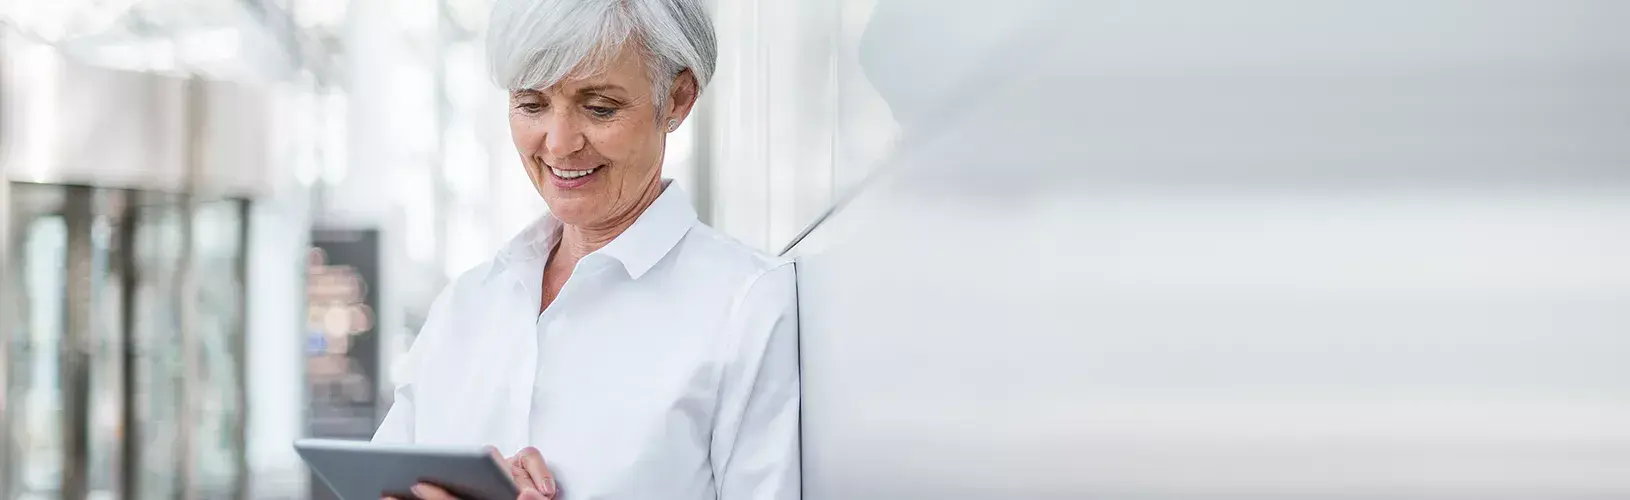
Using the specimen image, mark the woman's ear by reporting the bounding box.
[665,69,700,126]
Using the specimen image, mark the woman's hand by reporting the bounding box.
[400,482,550,500]
[382,446,558,500]
[500,446,558,498]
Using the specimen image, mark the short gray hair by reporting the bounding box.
[486,0,716,105]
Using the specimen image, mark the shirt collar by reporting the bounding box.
[488,179,697,282]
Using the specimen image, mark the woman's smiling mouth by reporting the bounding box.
[547,164,604,189]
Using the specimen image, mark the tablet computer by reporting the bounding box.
[294,438,519,500]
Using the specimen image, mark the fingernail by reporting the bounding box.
[411,484,430,496]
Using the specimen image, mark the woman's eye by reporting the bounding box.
[515,102,544,114]
[586,106,616,118]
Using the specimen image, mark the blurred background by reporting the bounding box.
[2,0,1629,499]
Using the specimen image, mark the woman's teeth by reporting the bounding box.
[551,166,598,179]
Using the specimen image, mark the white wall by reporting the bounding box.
[790,1,1630,498]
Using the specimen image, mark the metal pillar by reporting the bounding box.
[231,198,252,500]
[116,192,141,500]
[60,186,95,500]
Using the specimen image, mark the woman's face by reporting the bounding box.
[508,43,694,228]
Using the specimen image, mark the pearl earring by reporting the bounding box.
[667,119,678,132]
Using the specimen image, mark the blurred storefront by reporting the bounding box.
[0,47,265,499]
[0,1,316,498]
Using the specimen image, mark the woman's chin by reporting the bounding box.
[541,199,598,226]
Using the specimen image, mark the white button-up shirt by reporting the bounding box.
[373,183,801,500]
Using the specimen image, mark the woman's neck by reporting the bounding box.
[554,178,664,264]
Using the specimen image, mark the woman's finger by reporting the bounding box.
[513,447,556,497]
[487,446,533,488]
[411,483,459,500]
[493,445,532,487]
[505,456,535,491]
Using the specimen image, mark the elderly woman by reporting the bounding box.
[370,1,800,499]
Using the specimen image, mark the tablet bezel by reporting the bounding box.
[294,438,521,500]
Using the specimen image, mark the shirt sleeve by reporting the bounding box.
[372,281,457,444]
[711,263,802,500]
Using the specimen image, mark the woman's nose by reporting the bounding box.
[542,111,586,158]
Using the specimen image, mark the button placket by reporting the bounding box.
[528,264,608,442]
